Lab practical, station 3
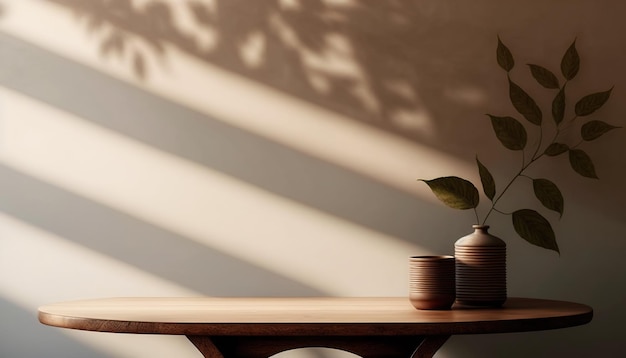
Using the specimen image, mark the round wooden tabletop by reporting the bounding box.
[38,297,592,337]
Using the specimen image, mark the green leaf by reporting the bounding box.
[497,36,514,72]
[476,157,496,201]
[509,78,542,125]
[544,143,569,156]
[581,120,621,141]
[561,40,580,80]
[575,88,613,116]
[569,149,598,179]
[512,209,560,253]
[419,176,479,210]
[488,115,527,150]
[533,178,564,217]
[551,87,566,125]
[528,64,560,89]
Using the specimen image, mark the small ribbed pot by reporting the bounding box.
[408,255,456,310]
[455,225,507,307]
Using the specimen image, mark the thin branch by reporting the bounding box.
[493,207,512,216]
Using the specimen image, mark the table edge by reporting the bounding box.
[38,297,593,336]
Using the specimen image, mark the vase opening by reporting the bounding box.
[472,224,490,230]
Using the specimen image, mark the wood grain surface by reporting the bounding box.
[38,297,592,336]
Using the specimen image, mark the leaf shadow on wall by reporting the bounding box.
[42,0,626,221]
[43,0,499,151]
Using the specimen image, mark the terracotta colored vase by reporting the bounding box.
[409,255,456,310]
[454,225,507,307]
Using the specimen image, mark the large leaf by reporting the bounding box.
[476,157,496,201]
[581,120,621,141]
[561,40,579,80]
[551,87,566,125]
[509,78,542,125]
[419,177,479,210]
[533,178,564,217]
[488,115,527,150]
[528,64,560,89]
[497,36,514,72]
[569,149,598,179]
[575,88,613,116]
[512,209,560,253]
[544,143,569,156]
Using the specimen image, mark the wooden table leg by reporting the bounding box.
[187,335,450,358]
[187,336,224,358]
[411,335,450,358]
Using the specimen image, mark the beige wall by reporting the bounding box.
[1,0,624,357]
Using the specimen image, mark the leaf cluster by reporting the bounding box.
[420,38,621,253]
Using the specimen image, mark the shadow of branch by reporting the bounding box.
[42,0,494,144]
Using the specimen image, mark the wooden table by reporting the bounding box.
[38,297,592,358]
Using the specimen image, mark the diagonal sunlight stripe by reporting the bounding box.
[0,86,428,296]
[0,212,201,358]
[0,0,476,197]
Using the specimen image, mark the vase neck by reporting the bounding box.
[472,225,490,233]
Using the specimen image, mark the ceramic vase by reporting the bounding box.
[455,225,507,307]
[408,255,456,310]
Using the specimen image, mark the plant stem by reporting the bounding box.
[482,162,523,225]
[553,115,579,146]
[483,104,549,224]
[571,139,584,149]
[530,122,544,165]
[482,152,547,225]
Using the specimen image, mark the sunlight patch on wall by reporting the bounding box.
[0,212,200,358]
[0,0,159,79]
[0,87,429,296]
[239,31,267,68]
[279,0,303,11]
[321,0,359,8]
[0,212,196,303]
[0,0,475,198]
[142,50,476,196]
[133,48,474,198]
[268,14,380,111]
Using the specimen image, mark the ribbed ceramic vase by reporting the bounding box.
[408,255,456,310]
[455,225,507,307]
